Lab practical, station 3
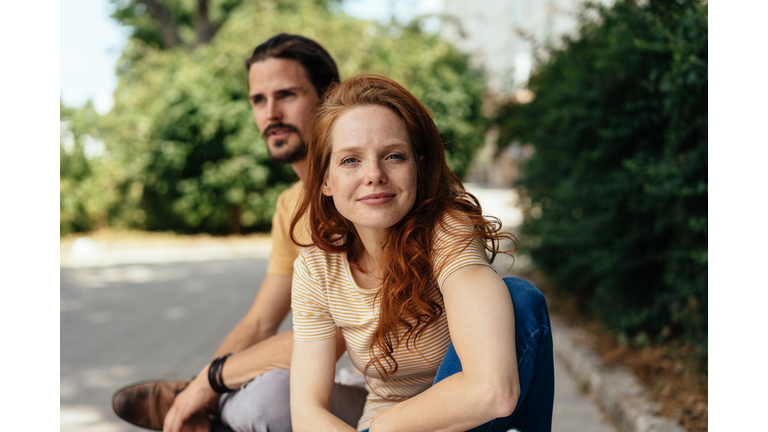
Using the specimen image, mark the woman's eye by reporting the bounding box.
[342,157,358,165]
[387,153,405,161]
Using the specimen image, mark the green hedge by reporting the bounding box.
[495,0,707,358]
[60,0,489,236]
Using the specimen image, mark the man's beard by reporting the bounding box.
[268,138,307,164]
[262,123,307,164]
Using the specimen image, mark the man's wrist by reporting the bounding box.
[208,354,236,394]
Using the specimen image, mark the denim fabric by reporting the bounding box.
[433,277,555,432]
[363,277,553,432]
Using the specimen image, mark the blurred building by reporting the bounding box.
[443,0,612,186]
[441,0,613,98]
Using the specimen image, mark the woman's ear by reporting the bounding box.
[322,175,333,197]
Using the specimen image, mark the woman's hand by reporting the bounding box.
[162,366,218,432]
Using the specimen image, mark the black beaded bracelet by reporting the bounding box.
[207,353,235,394]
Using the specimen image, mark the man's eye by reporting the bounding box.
[251,96,264,104]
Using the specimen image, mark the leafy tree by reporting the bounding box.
[110,0,244,49]
[96,0,488,234]
[60,101,113,235]
[494,0,707,358]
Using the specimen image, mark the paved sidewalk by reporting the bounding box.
[60,241,620,432]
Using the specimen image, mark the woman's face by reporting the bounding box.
[322,104,418,239]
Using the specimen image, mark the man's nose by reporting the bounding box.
[266,99,282,121]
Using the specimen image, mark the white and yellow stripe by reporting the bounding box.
[292,214,491,431]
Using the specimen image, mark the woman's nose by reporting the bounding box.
[365,161,386,184]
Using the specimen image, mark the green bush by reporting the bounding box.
[495,0,707,358]
[68,0,488,235]
[60,101,112,236]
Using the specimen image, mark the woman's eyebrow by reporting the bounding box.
[333,142,410,154]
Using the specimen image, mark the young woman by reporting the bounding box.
[289,74,554,432]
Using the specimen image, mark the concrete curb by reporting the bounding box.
[550,317,686,432]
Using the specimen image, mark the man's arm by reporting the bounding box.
[162,273,292,432]
[163,273,347,432]
[213,273,293,357]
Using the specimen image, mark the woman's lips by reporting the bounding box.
[359,192,396,205]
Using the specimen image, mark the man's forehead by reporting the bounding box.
[248,57,312,95]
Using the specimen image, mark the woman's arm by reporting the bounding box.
[369,264,520,432]
[291,335,359,432]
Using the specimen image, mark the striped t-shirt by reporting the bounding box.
[291,214,492,431]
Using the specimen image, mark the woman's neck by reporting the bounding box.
[354,227,386,277]
[350,242,384,291]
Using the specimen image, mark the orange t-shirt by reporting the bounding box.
[266,180,310,276]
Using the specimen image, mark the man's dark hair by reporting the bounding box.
[245,33,340,99]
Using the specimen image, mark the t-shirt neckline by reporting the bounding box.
[343,252,381,294]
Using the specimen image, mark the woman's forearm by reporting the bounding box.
[291,337,355,432]
[370,370,518,432]
[293,405,359,432]
[371,265,520,432]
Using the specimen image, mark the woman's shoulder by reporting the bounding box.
[299,244,340,260]
[297,245,346,273]
[433,210,475,240]
[430,211,492,287]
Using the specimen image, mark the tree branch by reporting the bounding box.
[138,0,184,48]
[195,0,218,46]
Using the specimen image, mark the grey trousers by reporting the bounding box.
[216,369,368,432]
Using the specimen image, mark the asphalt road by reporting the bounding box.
[61,254,616,432]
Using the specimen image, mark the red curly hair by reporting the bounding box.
[291,74,516,378]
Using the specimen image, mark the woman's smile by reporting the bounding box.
[358,192,397,205]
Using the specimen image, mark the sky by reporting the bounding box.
[60,0,444,114]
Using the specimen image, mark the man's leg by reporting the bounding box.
[218,369,368,432]
[433,277,555,432]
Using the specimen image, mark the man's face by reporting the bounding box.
[248,58,320,164]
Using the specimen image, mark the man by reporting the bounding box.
[112,34,366,432]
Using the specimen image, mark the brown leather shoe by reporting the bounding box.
[112,379,190,430]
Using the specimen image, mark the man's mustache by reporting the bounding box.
[262,123,300,141]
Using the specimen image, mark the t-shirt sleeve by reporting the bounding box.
[432,213,492,289]
[291,251,338,341]
[267,185,304,276]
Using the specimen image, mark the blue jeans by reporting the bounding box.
[362,277,555,432]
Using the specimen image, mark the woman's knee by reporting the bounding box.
[502,277,550,326]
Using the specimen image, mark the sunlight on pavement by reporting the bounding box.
[60,405,121,432]
[62,237,273,268]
